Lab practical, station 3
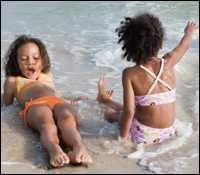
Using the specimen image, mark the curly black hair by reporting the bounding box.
[116,13,165,65]
[4,34,51,76]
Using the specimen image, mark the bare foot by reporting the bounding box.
[96,76,114,102]
[49,144,70,167]
[67,144,93,165]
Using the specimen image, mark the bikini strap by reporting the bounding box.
[140,59,172,95]
[16,76,26,94]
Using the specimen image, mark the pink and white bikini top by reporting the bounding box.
[135,58,176,106]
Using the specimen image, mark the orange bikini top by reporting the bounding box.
[16,73,51,99]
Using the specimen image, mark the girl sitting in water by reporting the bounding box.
[3,35,92,167]
[97,13,198,144]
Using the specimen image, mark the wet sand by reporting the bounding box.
[1,105,152,174]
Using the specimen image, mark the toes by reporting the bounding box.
[68,151,79,163]
[61,153,69,165]
[56,156,64,167]
[88,156,93,163]
[50,154,69,167]
[81,154,93,164]
[50,158,60,167]
[68,148,92,165]
[75,152,82,163]
[63,154,70,164]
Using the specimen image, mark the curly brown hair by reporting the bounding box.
[4,35,51,76]
[116,13,165,65]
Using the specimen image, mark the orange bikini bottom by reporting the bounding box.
[20,96,65,125]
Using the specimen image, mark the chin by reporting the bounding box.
[24,74,38,80]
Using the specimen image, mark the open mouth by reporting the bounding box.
[26,67,37,77]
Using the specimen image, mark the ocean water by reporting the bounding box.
[1,1,199,174]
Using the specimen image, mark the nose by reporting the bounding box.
[27,57,36,65]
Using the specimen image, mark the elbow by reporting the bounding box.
[3,95,13,106]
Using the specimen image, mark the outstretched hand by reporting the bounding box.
[184,21,199,35]
[97,75,114,102]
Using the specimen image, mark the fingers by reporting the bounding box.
[109,89,114,96]
[185,20,199,34]
[105,89,114,97]
[188,20,199,28]
[193,22,199,29]
[99,74,105,82]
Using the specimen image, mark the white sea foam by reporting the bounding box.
[128,119,193,159]
[127,119,193,173]
[91,48,132,72]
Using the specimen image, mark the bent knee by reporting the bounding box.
[58,113,77,125]
[104,109,121,123]
[40,123,58,133]
[104,108,115,118]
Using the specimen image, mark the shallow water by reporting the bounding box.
[1,1,199,174]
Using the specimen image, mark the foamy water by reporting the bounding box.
[1,1,199,174]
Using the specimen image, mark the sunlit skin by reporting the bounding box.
[17,43,44,80]
[97,21,198,140]
[3,42,92,167]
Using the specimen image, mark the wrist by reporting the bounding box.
[184,32,193,37]
[118,135,127,142]
[119,131,129,139]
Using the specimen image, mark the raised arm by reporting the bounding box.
[120,68,135,139]
[3,76,16,106]
[163,21,198,67]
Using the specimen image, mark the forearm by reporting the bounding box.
[173,33,193,56]
[164,33,194,66]
[119,112,133,138]
[101,98,123,111]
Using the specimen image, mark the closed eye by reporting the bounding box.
[20,57,28,61]
[34,56,41,60]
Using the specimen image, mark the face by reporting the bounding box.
[17,42,43,79]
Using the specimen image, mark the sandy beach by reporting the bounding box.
[1,108,152,174]
[1,153,153,174]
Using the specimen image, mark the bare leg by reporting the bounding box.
[96,76,123,122]
[26,105,69,167]
[53,103,92,165]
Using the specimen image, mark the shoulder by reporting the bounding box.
[40,72,54,81]
[122,66,138,78]
[4,76,16,91]
[3,76,17,105]
[45,71,53,79]
[122,67,134,83]
[4,76,17,85]
[123,66,133,75]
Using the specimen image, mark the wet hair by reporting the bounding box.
[4,34,51,76]
[116,13,164,65]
